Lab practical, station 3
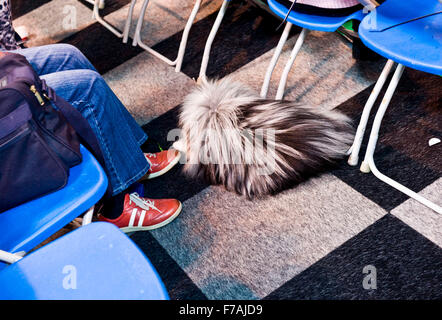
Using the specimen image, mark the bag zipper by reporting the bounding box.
[29,84,46,106]
[0,125,30,150]
[3,85,82,164]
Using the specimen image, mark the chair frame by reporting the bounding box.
[198,0,231,83]
[347,0,442,214]
[0,206,95,265]
[85,0,105,10]
[90,0,134,40]
[89,0,234,77]
[260,2,364,99]
[350,60,442,214]
[0,250,22,264]
[347,59,395,165]
[261,24,308,99]
[90,0,203,73]
[132,0,202,73]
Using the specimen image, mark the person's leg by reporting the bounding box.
[18,45,182,229]
[41,68,150,195]
[42,68,182,226]
[10,43,96,75]
[14,44,148,146]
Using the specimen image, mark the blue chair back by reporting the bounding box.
[267,0,365,32]
[0,222,169,300]
[358,0,442,75]
[0,146,108,263]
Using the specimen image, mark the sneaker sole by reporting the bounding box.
[146,152,181,180]
[119,202,182,233]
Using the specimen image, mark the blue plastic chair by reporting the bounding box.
[261,0,366,99]
[347,0,442,214]
[0,145,108,269]
[0,222,169,300]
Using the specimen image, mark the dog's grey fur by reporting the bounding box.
[173,77,354,199]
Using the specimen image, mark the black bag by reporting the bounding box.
[0,51,109,213]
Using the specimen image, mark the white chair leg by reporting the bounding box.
[122,0,138,44]
[82,206,95,226]
[360,64,403,174]
[14,251,26,257]
[360,64,442,215]
[175,0,202,72]
[275,28,307,100]
[86,0,105,9]
[133,0,201,69]
[198,0,230,83]
[347,59,395,165]
[132,0,174,64]
[93,0,123,38]
[260,22,292,98]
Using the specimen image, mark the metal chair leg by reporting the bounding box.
[347,59,395,165]
[122,0,137,43]
[275,28,307,100]
[85,0,105,9]
[82,206,95,226]
[0,250,22,264]
[198,0,230,83]
[175,0,202,72]
[132,0,202,72]
[92,0,125,38]
[360,63,442,214]
[260,22,292,98]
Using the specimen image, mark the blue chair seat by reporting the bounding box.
[358,0,442,75]
[0,145,108,258]
[268,0,364,32]
[0,222,169,300]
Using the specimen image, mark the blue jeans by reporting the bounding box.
[12,44,150,195]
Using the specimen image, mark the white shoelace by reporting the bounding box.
[129,193,162,213]
[145,153,157,158]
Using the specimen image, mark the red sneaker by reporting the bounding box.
[143,149,181,180]
[98,193,182,232]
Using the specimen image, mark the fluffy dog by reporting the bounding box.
[173,77,354,199]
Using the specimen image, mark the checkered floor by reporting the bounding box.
[12,0,441,299]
